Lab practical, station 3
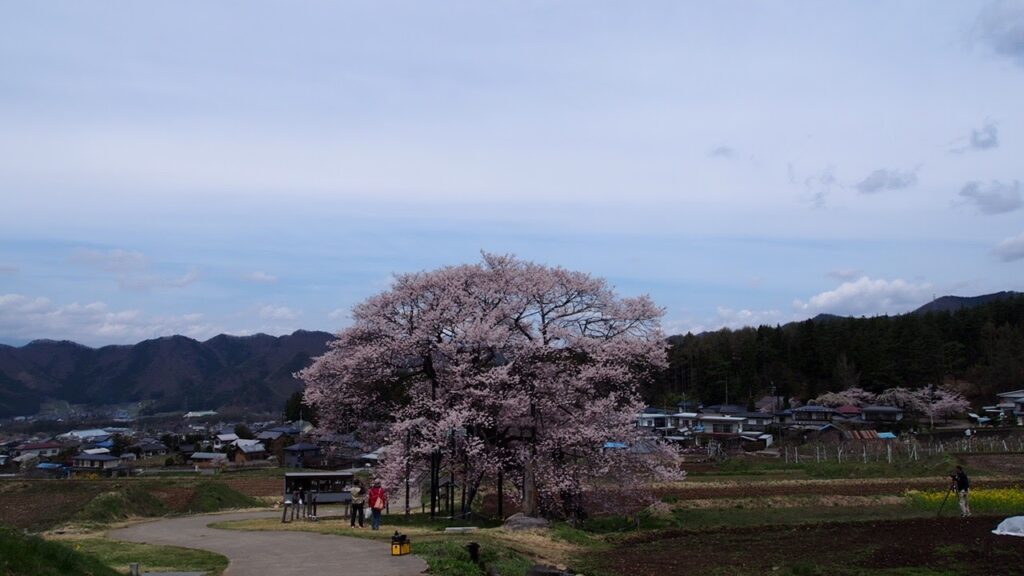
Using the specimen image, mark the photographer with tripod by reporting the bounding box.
[951,465,971,518]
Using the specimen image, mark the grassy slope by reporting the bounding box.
[73,538,229,575]
[0,526,119,576]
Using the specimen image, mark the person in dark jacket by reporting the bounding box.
[349,479,366,528]
[952,465,971,517]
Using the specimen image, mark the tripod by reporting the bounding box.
[937,484,954,517]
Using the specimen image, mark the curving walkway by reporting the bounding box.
[108,510,428,576]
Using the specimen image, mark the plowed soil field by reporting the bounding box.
[591,516,1024,576]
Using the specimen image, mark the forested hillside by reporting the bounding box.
[652,293,1024,407]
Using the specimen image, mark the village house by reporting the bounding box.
[190,452,228,466]
[234,441,268,463]
[792,405,836,424]
[72,453,122,475]
[861,405,904,423]
[284,442,322,468]
[131,439,168,458]
[985,389,1024,426]
[15,440,61,459]
[213,433,239,451]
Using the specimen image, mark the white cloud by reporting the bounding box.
[793,277,932,316]
[70,248,147,272]
[0,293,219,345]
[958,180,1022,214]
[992,232,1024,262]
[827,268,863,281]
[855,168,917,194]
[259,305,300,321]
[68,248,201,291]
[974,1,1024,66]
[709,145,736,159]
[119,268,201,291]
[950,121,999,153]
[715,306,785,329]
[244,271,278,283]
[327,308,350,321]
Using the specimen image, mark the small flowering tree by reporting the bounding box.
[915,385,970,428]
[300,253,678,519]
[875,387,925,412]
[813,387,877,408]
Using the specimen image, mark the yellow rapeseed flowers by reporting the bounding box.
[905,487,1024,513]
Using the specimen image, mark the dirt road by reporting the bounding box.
[108,510,427,576]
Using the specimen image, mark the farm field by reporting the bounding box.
[571,453,1024,576]
[1,454,1022,575]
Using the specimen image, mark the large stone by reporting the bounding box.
[502,512,551,531]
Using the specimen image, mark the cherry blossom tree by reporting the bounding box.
[812,387,877,407]
[875,386,925,412]
[300,253,678,519]
[915,385,970,428]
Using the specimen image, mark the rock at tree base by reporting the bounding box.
[502,513,551,531]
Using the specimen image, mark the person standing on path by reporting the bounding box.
[952,465,971,517]
[368,479,388,531]
[350,479,366,528]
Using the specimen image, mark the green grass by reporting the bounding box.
[372,512,504,530]
[74,538,229,575]
[185,481,262,513]
[74,485,169,525]
[0,526,118,576]
[550,522,606,548]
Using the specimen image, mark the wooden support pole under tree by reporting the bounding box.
[497,469,504,520]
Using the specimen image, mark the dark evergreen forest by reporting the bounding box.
[648,294,1024,408]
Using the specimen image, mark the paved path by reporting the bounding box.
[108,510,428,576]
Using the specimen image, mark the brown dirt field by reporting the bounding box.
[591,516,1024,576]
[961,453,1024,476]
[0,481,102,530]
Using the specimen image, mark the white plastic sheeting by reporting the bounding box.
[992,516,1024,537]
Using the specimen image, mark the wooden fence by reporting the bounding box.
[782,434,1024,465]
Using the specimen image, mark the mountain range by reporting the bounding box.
[0,291,1019,418]
[0,330,333,418]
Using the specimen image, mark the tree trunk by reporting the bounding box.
[522,459,538,517]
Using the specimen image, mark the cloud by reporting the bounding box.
[327,308,350,321]
[0,293,219,345]
[974,1,1024,66]
[709,145,736,159]
[827,268,863,281]
[958,180,1022,214]
[951,121,1000,153]
[715,306,785,329]
[118,268,201,291]
[802,167,840,208]
[0,265,17,274]
[259,304,300,321]
[855,168,917,194]
[971,122,999,150]
[244,271,278,283]
[992,232,1024,262]
[794,277,933,316]
[70,248,147,272]
[69,248,200,291]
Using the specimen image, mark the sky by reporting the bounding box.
[1,1,1023,347]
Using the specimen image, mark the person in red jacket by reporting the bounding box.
[368,479,388,531]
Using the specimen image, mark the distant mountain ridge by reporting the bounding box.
[0,330,334,418]
[912,291,1022,315]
